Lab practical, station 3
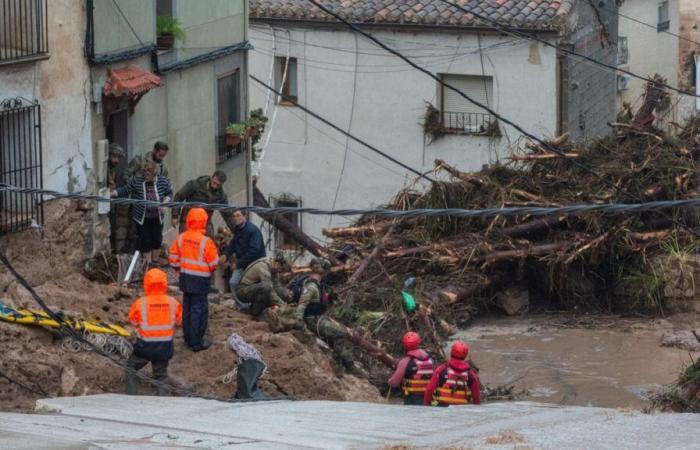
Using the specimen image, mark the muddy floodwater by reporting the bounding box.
[458,315,700,408]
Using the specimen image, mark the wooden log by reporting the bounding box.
[510,189,547,203]
[348,223,397,283]
[501,217,565,238]
[434,159,486,186]
[253,185,341,265]
[630,230,671,241]
[417,306,447,360]
[509,152,579,161]
[326,317,397,369]
[475,242,570,265]
[322,222,392,238]
[438,277,498,305]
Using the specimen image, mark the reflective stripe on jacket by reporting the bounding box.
[128,295,182,342]
[402,357,434,396]
[170,233,217,278]
[433,367,472,405]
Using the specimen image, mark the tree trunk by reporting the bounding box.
[253,185,341,265]
[327,317,397,369]
[348,223,397,283]
[322,222,393,238]
[501,217,565,238]
[475,242,570,265]
[438,277,498,305]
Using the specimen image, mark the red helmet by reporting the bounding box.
[402,332,421,351]
[451,341,469,359]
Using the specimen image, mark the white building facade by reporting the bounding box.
[249,0,619,245]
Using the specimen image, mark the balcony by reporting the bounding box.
[0,0,49,65]
[442,111,497,135]
[216,135,244,165]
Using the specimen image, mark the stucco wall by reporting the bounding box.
[618,0,681,127]
[0,0,93,193]
[249,25,558,243]
[92,0,156,55]
[677,0,700,120]
[175,0,247,61]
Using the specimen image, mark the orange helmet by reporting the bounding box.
[402,331,421,351]
[451,341,469,359]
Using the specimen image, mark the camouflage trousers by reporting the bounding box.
[110,205,136,254]
[236,283,286,317]
[305,316,354,369]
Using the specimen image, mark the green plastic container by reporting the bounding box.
[401,291,417,313]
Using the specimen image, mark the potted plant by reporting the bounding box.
[156,16,186,50]
[225,123,247,146]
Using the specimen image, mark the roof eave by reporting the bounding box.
[249,16,562,35]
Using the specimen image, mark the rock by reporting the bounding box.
[60,367,81,396]
[495,286,529,316]
[660,330,700,351]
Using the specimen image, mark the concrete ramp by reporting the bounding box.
[0,395,697,449]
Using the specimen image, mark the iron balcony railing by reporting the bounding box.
[0,0,49,64]
[442,111,495,134]
[216,135,244,164]
[0,97,43,234]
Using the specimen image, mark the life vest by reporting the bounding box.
[135,295,178,342]
[433,366,472,406]
[402,356,434,397]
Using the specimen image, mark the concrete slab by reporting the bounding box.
[0,395,697,449]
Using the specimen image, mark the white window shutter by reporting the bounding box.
[442,75,493,115]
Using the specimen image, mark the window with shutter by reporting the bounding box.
[440,74,494,134]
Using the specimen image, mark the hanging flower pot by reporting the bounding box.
[226,134,242,146]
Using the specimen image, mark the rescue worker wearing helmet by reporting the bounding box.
[126,268,183,396]
[168,208,219,351]
[235,252,291,317]
[387,331,435,405]
[424,341,481,406]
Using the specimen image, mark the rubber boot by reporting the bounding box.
[126,372,138,395]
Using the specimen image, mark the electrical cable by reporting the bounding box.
[250,75,435,183]
[599,4,700,47]
[435,0,700,99]
[0,253,290,404]
[4,183,700,220]
[304,0,700,239]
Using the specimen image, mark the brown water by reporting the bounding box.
[460,315,700,408]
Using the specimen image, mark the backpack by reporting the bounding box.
[288,274,313,304]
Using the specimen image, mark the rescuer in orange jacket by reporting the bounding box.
[169,208,218,351]
[126,268,183,396]
[387,331,435,405]
[424,341,481,406]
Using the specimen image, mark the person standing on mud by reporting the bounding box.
[424,341,481,406]
[172,171,234,234]
[126,268,182,396]
[387,332,435,405]
[112,160,173,267]
[169,208,219,352]
[106,143,130,254]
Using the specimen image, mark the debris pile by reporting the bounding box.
[318,116,700,366]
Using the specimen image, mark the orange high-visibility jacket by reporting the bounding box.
[169,207,218,278]
[128,269,183,342]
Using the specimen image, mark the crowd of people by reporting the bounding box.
[111,143,481,406]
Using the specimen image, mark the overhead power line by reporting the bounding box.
[3,184,700,220]
[435,0,700,99]
[601,5,700,47]
[250,75,434,183]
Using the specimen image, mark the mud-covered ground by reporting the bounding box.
[0,200,380,411]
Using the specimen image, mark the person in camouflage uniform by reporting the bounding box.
[107,143,131,254]
[127,141,170,178]
[268,258,355,370]
[235,253,291,317]
[172,171,235,234]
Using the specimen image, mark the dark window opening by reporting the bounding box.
[276,57,298,104]
[273,197,301,250]
[217,70,242,164]
[156,0,173,19]
[0,98,43,234]
[0,0,49,64]
[658,1,670,31]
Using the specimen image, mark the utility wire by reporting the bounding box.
[601,5,700,47]
[0,253,289,404]
[304,0,700,239]
[4,184,700,220]
[250,75,434,183]
[435,0,700,99]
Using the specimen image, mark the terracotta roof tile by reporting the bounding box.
[251,0,573,30]
[103,65,163,97]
